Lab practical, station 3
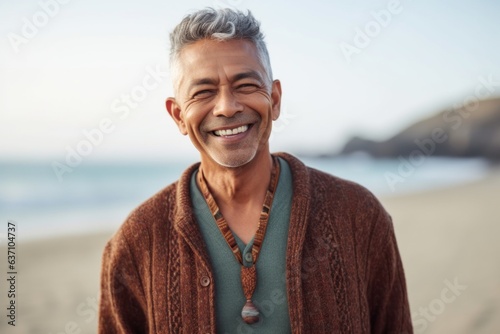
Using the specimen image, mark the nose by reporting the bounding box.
[213,87,243,118]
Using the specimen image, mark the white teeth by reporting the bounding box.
[214,125,249,137]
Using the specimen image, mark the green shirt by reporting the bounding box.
[190,157,293,334]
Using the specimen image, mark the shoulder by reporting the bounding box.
[275,152,392,237]
[276,152,383,210]
[122,183,177,235]
[106,161,200,251]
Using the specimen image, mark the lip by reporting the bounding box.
[210,123,252,133]
[210,123,254,143]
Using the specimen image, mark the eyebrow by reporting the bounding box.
[187,78,218,91]
[231,70,265,84]
[187,70,265,92]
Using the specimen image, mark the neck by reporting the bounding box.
[199,150,273,208]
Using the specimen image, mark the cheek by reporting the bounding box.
[243,94,273,115]
[184,108,208,136]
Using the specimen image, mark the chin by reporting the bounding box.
[209,150,257,168]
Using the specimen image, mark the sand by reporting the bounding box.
[1,231,112,333]
[380,168,500,333]
[1,170,499,333]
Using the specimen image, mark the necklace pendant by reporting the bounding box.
[241,299,259,324]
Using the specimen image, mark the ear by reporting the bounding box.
[271,80,282,121]
[166,97,188,135]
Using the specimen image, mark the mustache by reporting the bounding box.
[201,113,258,132]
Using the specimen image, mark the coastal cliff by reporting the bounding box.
[340,97,500,161]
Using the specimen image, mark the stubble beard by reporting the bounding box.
[207,145,259,168]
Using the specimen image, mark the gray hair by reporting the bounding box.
[169,8,273,92]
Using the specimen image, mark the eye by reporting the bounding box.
[192,89,216,99]
[236,83,259,93]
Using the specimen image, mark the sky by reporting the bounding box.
[1,0,500,162]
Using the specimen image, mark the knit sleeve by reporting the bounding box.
[98,230,148,333]
[365,200,413,333]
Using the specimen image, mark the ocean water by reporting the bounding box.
[0,156,490,240]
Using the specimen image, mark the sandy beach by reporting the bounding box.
[2,169,499,333]
[381,168,500,333]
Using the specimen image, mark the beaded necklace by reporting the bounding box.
[197,156,280,324]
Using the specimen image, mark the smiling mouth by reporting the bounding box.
[212,124,250,137]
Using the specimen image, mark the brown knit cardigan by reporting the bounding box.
[99,153,413,333]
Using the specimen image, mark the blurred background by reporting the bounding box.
[1,0,499,332]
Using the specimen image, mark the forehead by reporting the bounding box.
[176,39,267,89]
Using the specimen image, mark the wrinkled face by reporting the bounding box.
[167,39,281,168]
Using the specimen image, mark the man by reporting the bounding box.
[99,8,413,333]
